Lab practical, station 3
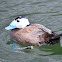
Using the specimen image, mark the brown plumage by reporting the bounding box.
[10,24,60,46]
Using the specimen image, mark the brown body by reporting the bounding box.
[11,24,60,46]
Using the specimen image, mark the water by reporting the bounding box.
[0,0,62,62]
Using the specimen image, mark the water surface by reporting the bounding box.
[0,0,62,62]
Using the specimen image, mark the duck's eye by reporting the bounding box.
[17,20,20,22]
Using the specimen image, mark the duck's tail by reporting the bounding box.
[51,33,62,40]
[45,33,62,45]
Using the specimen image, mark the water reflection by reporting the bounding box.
[7,40,62,56]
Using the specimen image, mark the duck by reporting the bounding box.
[5,16,61,46]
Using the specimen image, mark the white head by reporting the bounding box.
[5,16,30,30]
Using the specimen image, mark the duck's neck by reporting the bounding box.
[11,28,21,31]
[26,23,31,27]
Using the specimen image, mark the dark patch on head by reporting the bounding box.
[26,23,31,27]
[15,16,24,20]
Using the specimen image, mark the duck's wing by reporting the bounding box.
[33,24,52,34]
[40,25,52,34]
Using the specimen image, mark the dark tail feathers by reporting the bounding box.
[45,33,62,45]
[51,33,62,39]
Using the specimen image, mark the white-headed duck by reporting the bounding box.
[5,16,61,46]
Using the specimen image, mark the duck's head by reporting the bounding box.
[5,16,30,30]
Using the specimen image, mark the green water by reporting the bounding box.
[0,0,62,62]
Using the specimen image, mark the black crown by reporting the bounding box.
[15,16,24,20]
